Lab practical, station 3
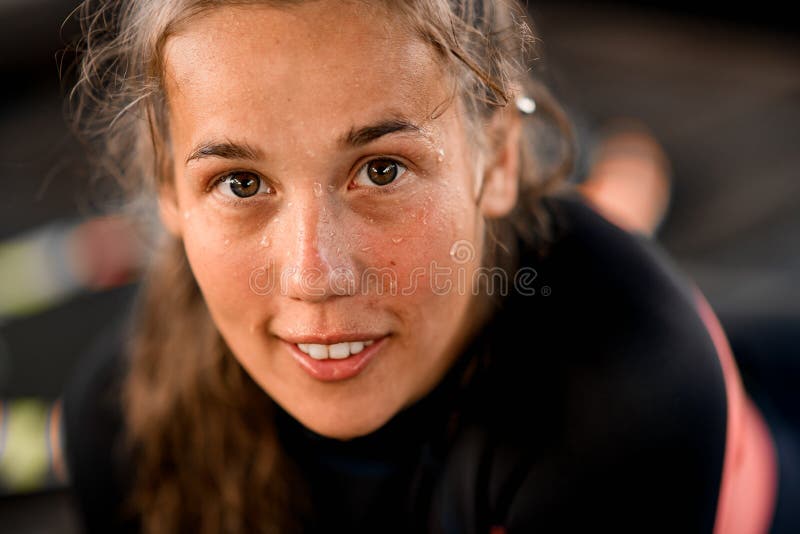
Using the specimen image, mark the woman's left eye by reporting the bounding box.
[354,158,407,187]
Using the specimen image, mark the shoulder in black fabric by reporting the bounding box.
[62,314,137,534]
[427,194,729,533]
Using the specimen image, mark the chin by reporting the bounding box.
[296,401,397,441]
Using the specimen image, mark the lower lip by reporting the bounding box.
[285,337,388,382]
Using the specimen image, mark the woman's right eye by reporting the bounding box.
[215,171,273,199]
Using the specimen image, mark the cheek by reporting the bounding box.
[359,192,478,309]
[180,213,270,318]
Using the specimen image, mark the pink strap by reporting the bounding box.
[694,291,778,534]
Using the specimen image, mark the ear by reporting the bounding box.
[478,108,521,218]
[158,184,183,236]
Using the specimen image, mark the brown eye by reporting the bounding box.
[359,158,406,187]
[219,172,265,198]
[367,159,399,185]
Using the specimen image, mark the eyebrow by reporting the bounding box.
[343,118,423,147]
[185,141,262,164]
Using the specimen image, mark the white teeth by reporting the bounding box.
[328,342,350,359]
[307,344,329,360]
[295,339,377,360]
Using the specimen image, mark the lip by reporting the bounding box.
[282,335,389,382]
[281,333,385,345]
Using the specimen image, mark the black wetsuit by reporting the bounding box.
[63,196,792,533]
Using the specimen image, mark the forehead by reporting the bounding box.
[162,2,452,147]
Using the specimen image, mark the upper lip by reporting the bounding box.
[278,333,388,345]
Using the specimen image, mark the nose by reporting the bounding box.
[277,191,357,302]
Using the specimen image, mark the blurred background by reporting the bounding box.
[0,0,797,531]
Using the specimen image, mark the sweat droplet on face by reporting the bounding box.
[391,237,403,244]
[437,148,445,162]
[313,182,323,197]
[260,235,271,247]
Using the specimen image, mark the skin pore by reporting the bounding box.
[158,1,520,440]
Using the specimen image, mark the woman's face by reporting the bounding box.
[161,1,518,439]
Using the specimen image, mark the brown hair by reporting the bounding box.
[70,1,573,532]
